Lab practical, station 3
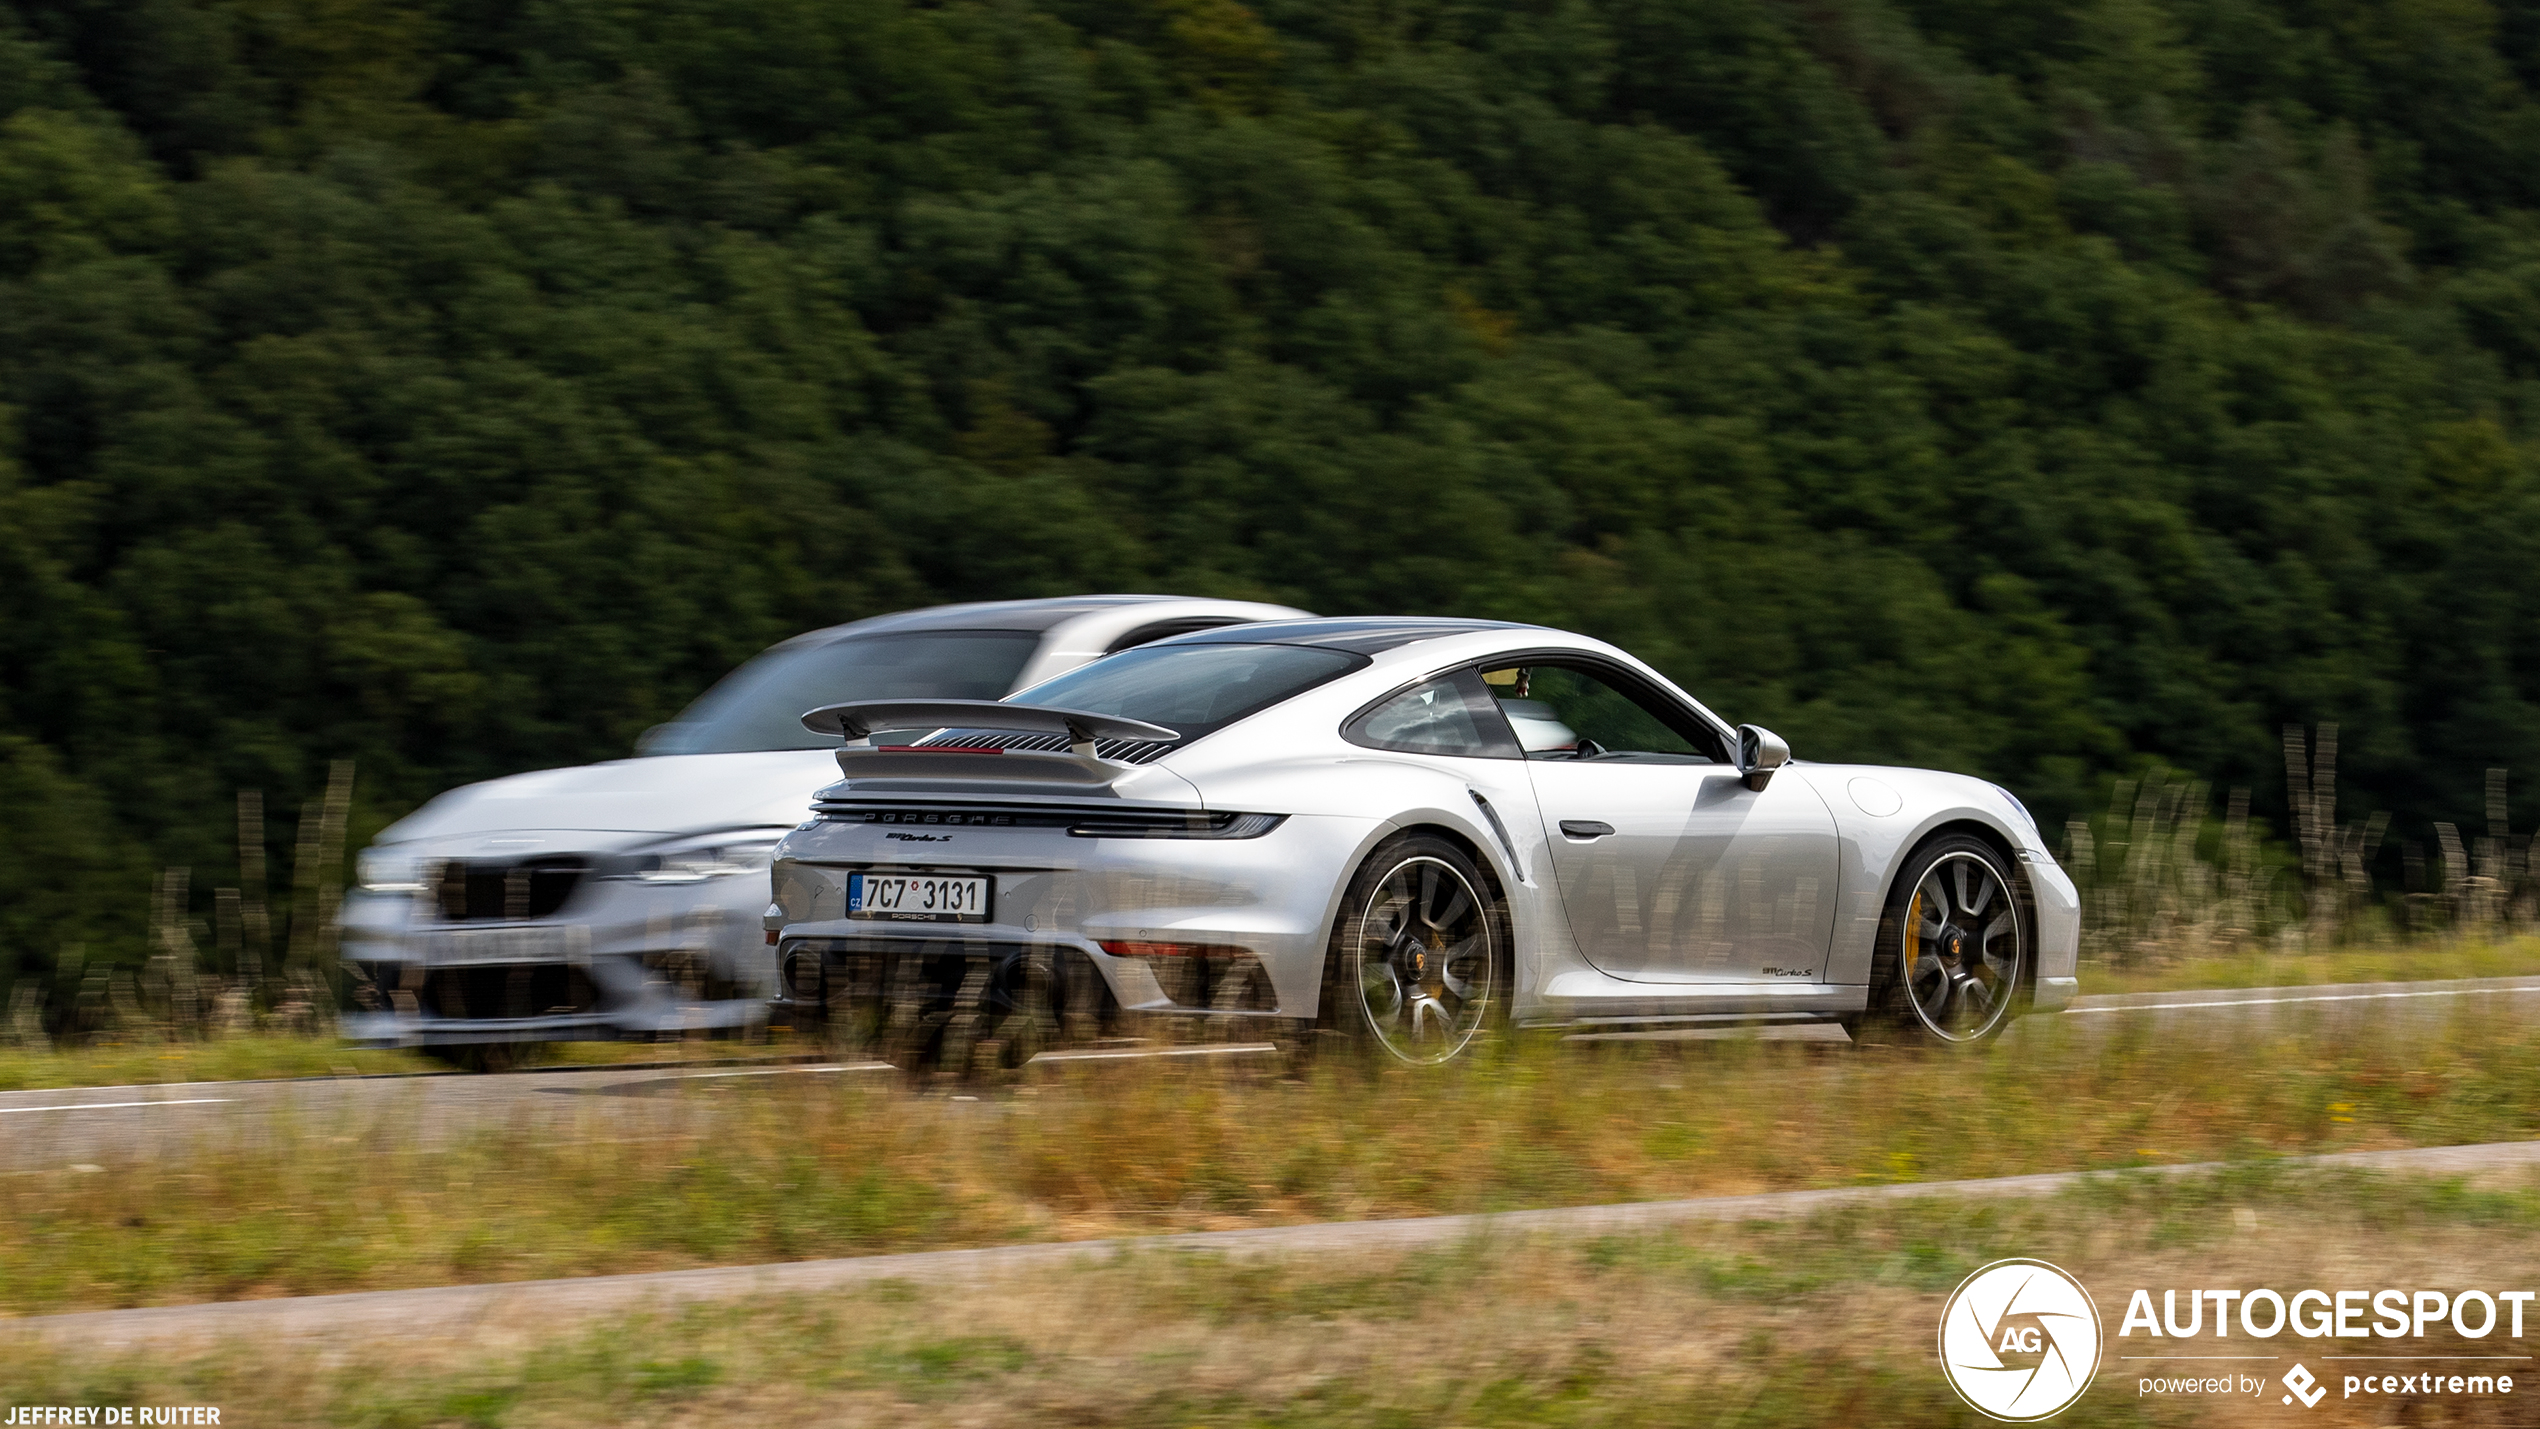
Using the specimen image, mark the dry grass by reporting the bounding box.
[6,1169,2537,1427]
[7,1003,2540,1317]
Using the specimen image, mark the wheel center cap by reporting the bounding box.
[1947,932,1965,958]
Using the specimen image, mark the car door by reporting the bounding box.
[1486,660,1839,984]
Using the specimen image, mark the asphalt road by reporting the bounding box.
[0,1044,1278,1171]
[2,974,2533,1171]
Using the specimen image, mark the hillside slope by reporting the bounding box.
[2,0,2537,979]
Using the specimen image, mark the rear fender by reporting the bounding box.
[1185,753,1551,1018]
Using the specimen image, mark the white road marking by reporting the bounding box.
[2067,984,2540,1014]
[675,1063,894,1079]
[1026,1042,1280,1064]
[0,1098,235,1114]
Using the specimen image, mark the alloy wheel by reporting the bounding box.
[1351,855,1496,1064]
[1901,851,2023,1043]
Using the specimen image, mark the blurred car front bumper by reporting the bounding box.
[339,838,780,1047]
[341,995,769,1048]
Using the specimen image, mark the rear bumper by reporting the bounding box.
[2031,975,2079,1012]
[767,811,1375,1023]
[768,929,1283,1027]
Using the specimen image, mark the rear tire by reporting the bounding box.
[1855,834,2027,1047]
[1315,835,1509,1066]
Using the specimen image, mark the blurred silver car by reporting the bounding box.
[768,618,2080,1065]
[340,596,1304,1060]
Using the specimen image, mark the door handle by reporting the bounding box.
[1559,820,1615,840]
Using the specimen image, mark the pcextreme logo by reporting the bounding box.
[1938,1259,2104,1422]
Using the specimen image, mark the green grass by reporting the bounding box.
[0,1031,799,1092]
[8,1001,2540,1316]
[0,1036,439,1091]
[7,1171,2537,1426]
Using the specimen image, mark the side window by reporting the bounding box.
[1345,669,1522,758]
[1479,663,1724,763]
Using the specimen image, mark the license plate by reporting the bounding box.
[422,925,584,964]
[848,872,991,923]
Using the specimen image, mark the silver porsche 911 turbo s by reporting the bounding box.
[765,617,2080,1066]
[338,594,1303,1061]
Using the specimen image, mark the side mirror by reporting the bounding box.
[1736,725,1790,791]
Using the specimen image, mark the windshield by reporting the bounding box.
[1011,642,1365,742]
[645,630,1041,755]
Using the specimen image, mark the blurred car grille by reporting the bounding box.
[431,858,588,921]
[414,962,598,1020]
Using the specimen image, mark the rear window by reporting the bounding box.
[646,630,1041,754]
[1011,643,1365,742]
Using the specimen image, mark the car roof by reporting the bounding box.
[791,595,1215,643]
[1162,616,1537,654]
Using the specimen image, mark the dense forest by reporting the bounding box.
[4,0,2540,988]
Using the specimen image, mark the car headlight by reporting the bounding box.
[356,846,428,893]
[608,837,781,885]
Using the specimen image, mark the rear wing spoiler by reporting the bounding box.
[799,699,1179,760]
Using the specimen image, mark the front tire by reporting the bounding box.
[1857,834,2027,1047]
[1317,835,1508,1065]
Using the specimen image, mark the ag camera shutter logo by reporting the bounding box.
[1939,1259,2103,1421]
